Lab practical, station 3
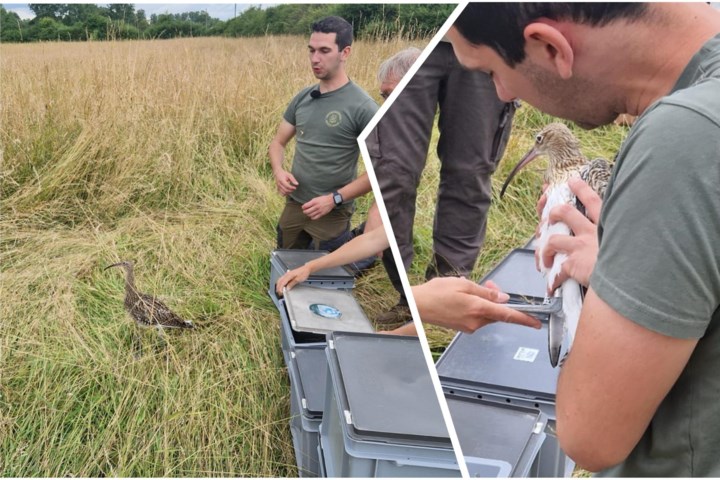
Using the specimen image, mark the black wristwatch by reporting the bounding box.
[332,191,343,207]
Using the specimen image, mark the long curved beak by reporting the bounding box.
[104,262,123,271]
[500,146,541,198]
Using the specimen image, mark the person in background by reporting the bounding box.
[269,16,377,252]
[366,39,517,326]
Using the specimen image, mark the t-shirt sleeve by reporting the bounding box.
[354,98,379,136]
[590,103,720,339]
[283,88,310,126]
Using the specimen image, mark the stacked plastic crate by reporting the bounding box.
[269,249,462,478]
[436,248,576,477]
[270,249,362,476]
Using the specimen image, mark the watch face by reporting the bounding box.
[333,193,342,205]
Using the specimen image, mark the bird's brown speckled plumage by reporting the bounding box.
[105,261,193,329]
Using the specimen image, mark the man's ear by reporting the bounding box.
[523,22,574,79]
[340,45,351,61]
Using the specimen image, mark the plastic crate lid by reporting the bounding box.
[436,321,559,401]
[294,347,327,417]
[446,395,545,476]
[284,285,374,335]
[481,248,546,300]
[272,249,353,279]
[329,332,451,446]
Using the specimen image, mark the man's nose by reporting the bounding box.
[494,80,516,103]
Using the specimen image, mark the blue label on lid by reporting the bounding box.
[309,303,342,319]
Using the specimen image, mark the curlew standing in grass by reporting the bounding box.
[105,260,193,354]
[500,123,612,367]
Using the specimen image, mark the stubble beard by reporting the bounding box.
[519,61,619,130]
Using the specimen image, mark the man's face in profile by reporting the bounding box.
[447,26,619,129]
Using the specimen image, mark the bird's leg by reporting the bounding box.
[155,325,167,351]
[132,325,143,359]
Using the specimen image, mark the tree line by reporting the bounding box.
[0,4,456,43]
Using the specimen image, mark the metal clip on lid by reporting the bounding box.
[503,296,562,319]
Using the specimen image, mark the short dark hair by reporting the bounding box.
[454,3,649,67]
[312,16,353,51]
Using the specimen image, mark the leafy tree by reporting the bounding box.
[0,7,26,42]
[34,16,62,40]
[334,4,399,38]
[135,9,148,31]
[106,4,135,22]
[224,6,267,37]
[28,4,67,20]
[62,4,101,26]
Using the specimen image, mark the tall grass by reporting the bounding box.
[0,36,417,476]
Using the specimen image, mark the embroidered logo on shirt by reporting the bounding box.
[325,111,342,127]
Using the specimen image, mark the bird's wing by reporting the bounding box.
[580,158,612,199]
[139,293,193,328]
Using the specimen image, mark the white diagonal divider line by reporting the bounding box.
[358,2,471,477]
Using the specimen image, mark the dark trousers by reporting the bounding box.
[368,42,515,302]
[278,198,353,249]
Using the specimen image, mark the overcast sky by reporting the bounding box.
[2,3,272,21]
[5,2,720,21]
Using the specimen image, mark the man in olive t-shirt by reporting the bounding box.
[448,3,720,476]
[269,16,377,249]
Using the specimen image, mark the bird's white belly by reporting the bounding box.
[538,183,582,350]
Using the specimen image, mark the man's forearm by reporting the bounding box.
[268,140,286,174]
[307,227,389,272]
[337,172,371,202]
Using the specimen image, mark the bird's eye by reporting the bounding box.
[536,134,544,144]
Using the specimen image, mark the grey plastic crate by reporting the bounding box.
[321,332,461,477]
[288,344,327,477]
[279,298,326,363]
[269,249,355,308]
[445,394,546,477]
[437,322,558,413]
[437,248,575,477]
[318,443,327,477]
[290,382,320,477]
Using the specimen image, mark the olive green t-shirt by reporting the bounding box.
[592,33,720,477]
[283,81,377,204]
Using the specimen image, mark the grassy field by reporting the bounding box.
[0,36,421,476]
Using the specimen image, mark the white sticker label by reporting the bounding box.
[514,347,539,362]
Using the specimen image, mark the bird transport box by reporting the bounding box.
[436,248,574,477]
[287,343,327,477]
[445,394,547,477]
[320,331,461,478]
[269,249,355,308]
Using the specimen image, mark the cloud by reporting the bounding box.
[1,3,276,21]
[3,4,34,20]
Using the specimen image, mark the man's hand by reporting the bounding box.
[302,194,334,220]
[536,177,602,290]
[412,277,541,333]
[274,169,298,196]
[276,264,312,295]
